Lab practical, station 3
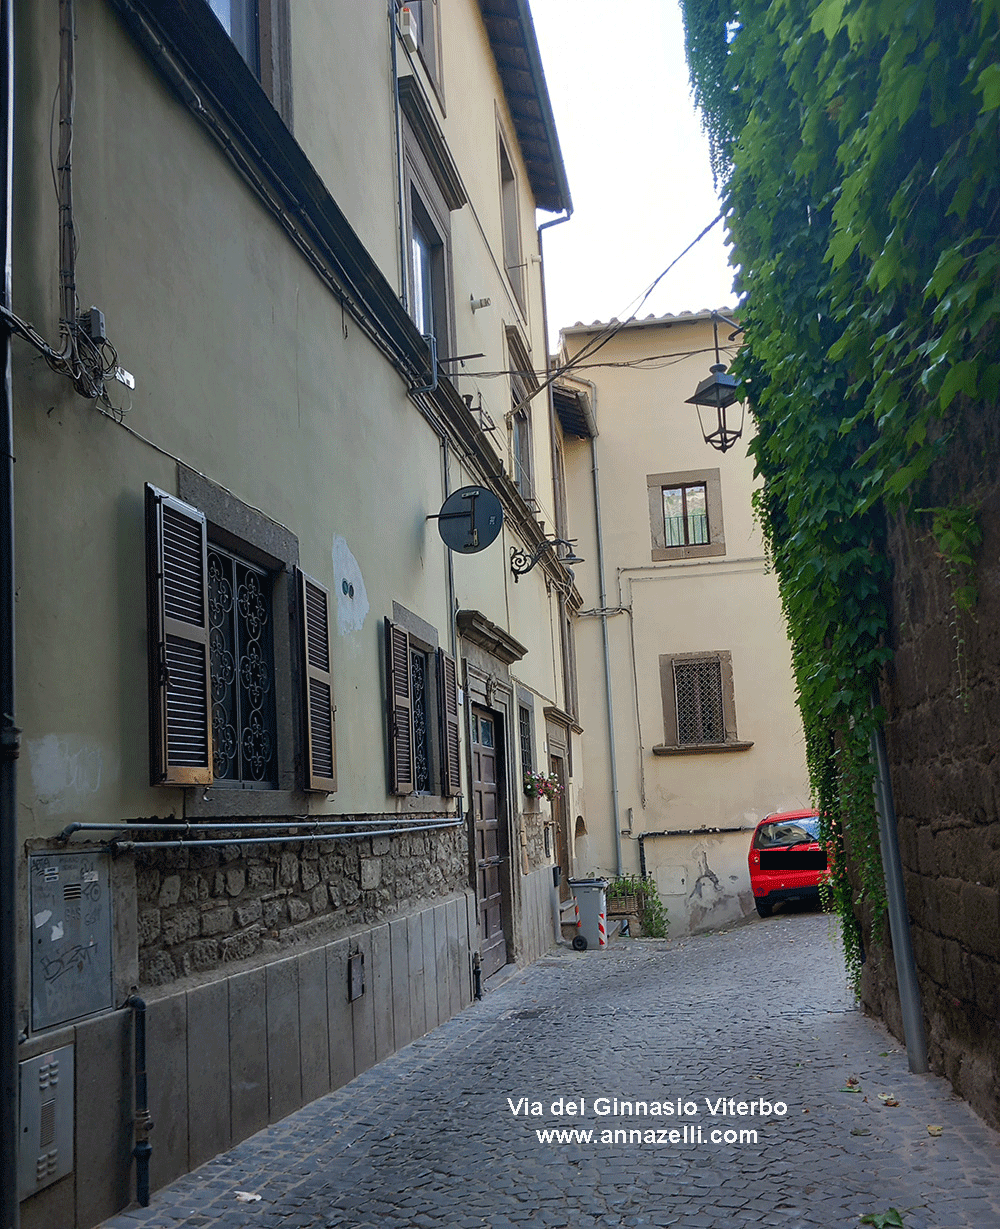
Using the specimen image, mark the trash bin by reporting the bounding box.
[568,877,609,950]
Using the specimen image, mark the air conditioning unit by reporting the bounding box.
[399,7,419,52]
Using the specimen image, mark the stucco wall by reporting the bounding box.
[559,317,811,933]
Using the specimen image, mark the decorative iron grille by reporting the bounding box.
[662,483,709,547]
[410,648,431,793]
[208,547,277,786]
[518,705,533,776]
[674,658,726,744]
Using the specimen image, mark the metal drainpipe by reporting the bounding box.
[389,0,408,313]
[581,387,623,877]
[127,997,153,1207]
[638,827,750,880]
[0,2,20,1225]
[870,697,928,1074]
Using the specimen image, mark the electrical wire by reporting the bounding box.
[504,213,726,424]
[456,344,739,382]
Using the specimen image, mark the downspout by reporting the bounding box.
[0,4,20,1227]
[389,0,408,314]
[569,375,622,878]
[870,697,928,1074]
[127,997,152,1207]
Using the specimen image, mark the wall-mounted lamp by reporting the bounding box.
[470,296,491,313]
[685,311,745,453]
[510,537,584,583]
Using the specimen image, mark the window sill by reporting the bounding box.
[652,741,754,757]
[651,542,726,562]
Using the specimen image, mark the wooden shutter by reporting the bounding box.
[385,618,414,795]
[438,647,461,796]
[145,484,213,785]
[298,570,337,792]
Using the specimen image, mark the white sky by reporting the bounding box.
[529,0,735,345]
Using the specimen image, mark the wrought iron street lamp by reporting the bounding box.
[509,537,584,583]
[685,311,744,453]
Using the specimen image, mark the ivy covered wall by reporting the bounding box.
[678,0,1000,1119]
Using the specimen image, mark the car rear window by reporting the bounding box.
[753,815,820,849]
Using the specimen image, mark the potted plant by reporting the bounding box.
[523,770,563,801]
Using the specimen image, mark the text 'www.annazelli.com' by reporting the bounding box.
[533,1125,760,1147]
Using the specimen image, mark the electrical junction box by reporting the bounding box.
[30,852,113,1031]
[19,1046,75,1200]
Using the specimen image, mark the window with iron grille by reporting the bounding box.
[655,650,752,755]
[385,615,460,798]
[518,704,533,777]
[410,647,432,793]
[145,481,337,799]
[673,657,725,745]
[208,546,278,787]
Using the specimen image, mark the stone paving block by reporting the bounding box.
[100,915,1000,1229]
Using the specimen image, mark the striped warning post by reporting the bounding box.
[598,911,607,946]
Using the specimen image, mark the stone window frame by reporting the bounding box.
[497,122,525,314]
[517,688,535,784]
[402,117,456,363]
[398,0,444,105]
[653,650,753,757]
[647,467,726,561]
[175,468,337,816]
[191,0,293,126]
[385,604,460,801]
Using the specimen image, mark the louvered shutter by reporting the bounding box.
[437,647,461,796]
[145,484,213,785]
[298,570,337,792]
[385,618,414,795]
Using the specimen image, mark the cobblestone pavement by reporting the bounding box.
[101,911,1000,1229]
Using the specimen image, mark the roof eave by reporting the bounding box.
[478,0,572,215]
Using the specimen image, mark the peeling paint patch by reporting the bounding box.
[688,850,722,901]
[27,734,118,815]
[332,535,370,638]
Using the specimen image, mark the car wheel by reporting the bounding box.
[754,897,773,918]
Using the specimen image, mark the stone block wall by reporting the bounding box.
[871,404,1000,1129]
[519,796,549,872]
[134,821,467,987]
[19,893,477,1229]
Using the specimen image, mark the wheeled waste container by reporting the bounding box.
[568,877,609,950]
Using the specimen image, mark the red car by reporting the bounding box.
[748,809,826,918]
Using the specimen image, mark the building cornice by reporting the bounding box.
[457,610,528,665]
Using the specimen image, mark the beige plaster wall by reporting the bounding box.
[13,0,566,841]
[560,316,811,934]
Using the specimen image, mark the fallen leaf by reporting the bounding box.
[841,1086,863,1093]
[927,1124,944,1137]
[235,1192,262,1204]
[851,1127,871,1136]
[846,1076,861,1086]
[877,1093,899,1106]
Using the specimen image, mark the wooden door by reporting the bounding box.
[473,708,507,978]
[550,754,571,901]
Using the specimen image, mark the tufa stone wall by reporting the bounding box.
[870,403,1000,1129]
[519,796,549,872]
[135,822,467,986]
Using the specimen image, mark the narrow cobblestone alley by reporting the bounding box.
[101,913,1000,1229]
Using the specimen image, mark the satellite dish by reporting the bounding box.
[435,485,503,554]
